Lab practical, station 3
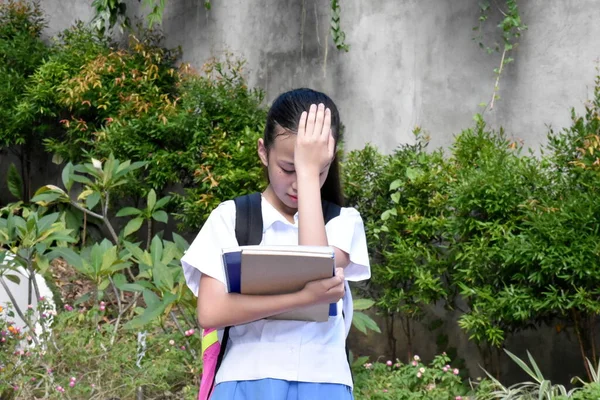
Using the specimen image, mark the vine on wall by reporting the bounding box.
[474,0,527,110]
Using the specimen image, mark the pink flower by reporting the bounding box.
[1,337,5,343]
[185,328,195,336]
[453,368,459,375]
[70,377,76,382]
[412,360,418,366]
[56,386,65,393]
[386,360,393,366]
[27,336,32,342]
[39,296,46,301]
[47,368,53,374]
[382,389,388,393]
[91,384,96,388]
[69,381,75,387]
[419,367,426,374]
[417,372,422,378]
[180,345,186,350]
[64,304,74,311]
[455,397,462,400]
[363,363,373,369]
[27,304,33,309]
[443,366,449,372]
[394,363,400,368]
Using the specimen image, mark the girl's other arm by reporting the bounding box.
[197,273,344,329]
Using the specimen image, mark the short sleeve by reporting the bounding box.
[325,207,371,281]
[180,200,238,296]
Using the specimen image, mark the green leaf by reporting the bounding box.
[62,162,74,192]
[154,196,171,210]
[7,164,23,200]
[391,192,401,204]
[406,167,421,181]
[98,278,110,291]
[5,274,21,284]
[123,217,144,237]
[116,207,142,217]
[147,189,157,211]
[35,254,50,274]
[143,289,161,308]
[70,174,94,186]
[172,232,189,251]
[152,210,168,224]
[352,311,381,335]
[353,298,375,311]
[390,179,402,191]
[86,191,101,210]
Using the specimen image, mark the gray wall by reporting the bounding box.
[39,0,600,153]
[8,0,599,384]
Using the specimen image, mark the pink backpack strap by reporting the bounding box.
[198,328,220,400]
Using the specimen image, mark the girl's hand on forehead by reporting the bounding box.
[294,103,335,177]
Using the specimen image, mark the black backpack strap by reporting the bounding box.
[234,193,263,246]
[322,200,342,224]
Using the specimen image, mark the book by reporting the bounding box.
[222,245,338,322]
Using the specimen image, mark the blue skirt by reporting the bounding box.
[211,379,353,400]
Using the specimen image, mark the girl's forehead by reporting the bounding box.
[271,133,296,156]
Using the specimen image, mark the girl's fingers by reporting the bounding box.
[312,104,325,138]
[323,107,331,139]
[297,111,308,137]
[304,104,317,138]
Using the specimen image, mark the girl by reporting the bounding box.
[181,88,370,399]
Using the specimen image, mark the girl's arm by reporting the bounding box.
[197,273,345,329]
[296,104,350,268]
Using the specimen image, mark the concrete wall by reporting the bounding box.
[38,0,600,153]
[2,0,598,384]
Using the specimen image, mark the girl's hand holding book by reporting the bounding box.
[300,267,345,306]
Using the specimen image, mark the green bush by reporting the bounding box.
[0,301,201,399]
[343,75,600,376]
[0,0,48,199]
[352,353,474,400]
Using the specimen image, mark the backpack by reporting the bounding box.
[198,193,353,400]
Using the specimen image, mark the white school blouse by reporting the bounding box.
[180,197,370,388]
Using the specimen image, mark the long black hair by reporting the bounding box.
[263,88,344,206]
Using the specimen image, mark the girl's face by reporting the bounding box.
[258,132,331,217]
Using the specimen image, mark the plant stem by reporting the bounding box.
[177,304,198,331]
[146,219,152,250]
[0,277,40,346]
[590,314,597,366]
[69,200,103,220]
[572,309,593,381]
[169,311,197,360]
[489,47,507,111]
[109,277,122,347]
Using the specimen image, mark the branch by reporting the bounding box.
[169,311,197,360]
[69,200,103,220]
[489,46,507,111]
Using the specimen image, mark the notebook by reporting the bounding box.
[222,245,338,322]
